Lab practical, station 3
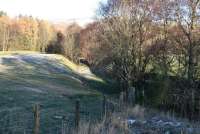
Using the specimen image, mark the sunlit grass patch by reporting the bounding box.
[53,54,105,83]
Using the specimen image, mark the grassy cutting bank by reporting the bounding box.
[0,51,111,133]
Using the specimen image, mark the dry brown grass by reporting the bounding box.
[72,105,200,134]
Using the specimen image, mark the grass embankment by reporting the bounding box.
[0,51,110,134]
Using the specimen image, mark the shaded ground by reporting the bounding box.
[126,106,200,134]
[82,105,200,134]
[0,52,107,133]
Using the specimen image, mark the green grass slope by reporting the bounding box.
[0,52,105,134]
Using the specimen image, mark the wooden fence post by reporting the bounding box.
[119,92,125,109]
[75,100,80,132]
[88,121,92,134]
[33,104,40,134]
[102,95,106,117]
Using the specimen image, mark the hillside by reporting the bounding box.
[0,52,105,133]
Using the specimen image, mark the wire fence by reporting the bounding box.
[0,94,119,134]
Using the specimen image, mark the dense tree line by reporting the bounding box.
[0,12,56,51]
[81,0,200,86]
[0,12,82,63]
[45,23,82,62]
[79,0,200,119]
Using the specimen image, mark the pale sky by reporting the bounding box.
[0,0,104,25]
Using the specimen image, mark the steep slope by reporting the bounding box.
[0,52,104,134]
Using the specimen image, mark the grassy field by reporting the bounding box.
[0,52,108,133]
